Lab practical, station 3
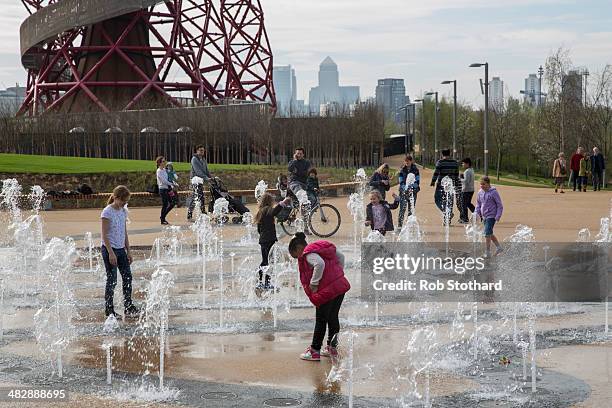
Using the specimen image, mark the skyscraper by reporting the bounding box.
[489,77,504,111]
[562,70,583,106]
[524,74,542,106]
[273,65,297,117]
[375,78,407,123]
[309,57,360,115]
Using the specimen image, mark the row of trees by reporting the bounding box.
[0,101,385,168]
[389,48,611,181]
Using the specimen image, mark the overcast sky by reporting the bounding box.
[1,0,611,106]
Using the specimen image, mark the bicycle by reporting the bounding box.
[278,190,341,238]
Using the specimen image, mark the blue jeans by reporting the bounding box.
[101,246,134,313]
[483,218,496,237]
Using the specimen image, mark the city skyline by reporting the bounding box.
[1,1,611,108]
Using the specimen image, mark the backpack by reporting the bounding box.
[77,183,94,195]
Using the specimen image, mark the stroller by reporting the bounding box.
[207,177,250,224]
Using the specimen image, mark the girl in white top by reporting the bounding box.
[156,156,176,225]
[101,185,139,318]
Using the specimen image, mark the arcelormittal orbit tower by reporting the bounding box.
[18,0,276,115]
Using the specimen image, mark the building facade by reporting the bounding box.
[309,57,360,115]
[0,86,25,114]
[489,77,504,111]
[562,70,583,106]
[272,65,297,117]
[524,74,542,106]
[375,78,407,124]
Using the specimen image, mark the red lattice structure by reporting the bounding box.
[17,0,276,116]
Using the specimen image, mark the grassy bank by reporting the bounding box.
[0,153,271,174]
[0,153,363,193]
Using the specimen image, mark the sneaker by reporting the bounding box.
[483,251,491,259]
[105,309,119,318]
[300,346,321,361]
[495,247,504,256]
[458,219,469,224]
[124,305,141,317]
[320,345,338,358]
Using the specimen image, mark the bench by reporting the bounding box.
[45,181,361,209]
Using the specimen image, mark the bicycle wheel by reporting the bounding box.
[279,208,299,236]
[309,203,341,238]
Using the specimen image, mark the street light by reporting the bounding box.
[425,91,439,161]
[441,80,457,158]
[398,103,414,155]
[469,62,489,175]
[413,98,425,164]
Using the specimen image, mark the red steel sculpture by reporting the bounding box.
[18,0,276,116]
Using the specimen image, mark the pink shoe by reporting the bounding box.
[299,346,321,361]
[320,345,338,358]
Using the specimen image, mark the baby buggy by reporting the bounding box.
[207,177,250,224]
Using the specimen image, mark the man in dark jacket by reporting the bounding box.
[569,147,584,191]
[591,147,606,191]
[288,147,312,196]
[430,149,461,224]
[187,145,212,220]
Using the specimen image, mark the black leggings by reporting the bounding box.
[311,293,345,351]
[259,240,275,282]
[159,189,175,222]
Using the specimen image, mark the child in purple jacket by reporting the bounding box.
[475,176,504,257]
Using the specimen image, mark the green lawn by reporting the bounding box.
[0,154,363,182]
[419,164,556,189]
[0,154,286,174]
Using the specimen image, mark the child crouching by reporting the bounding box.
[289,232,350,361]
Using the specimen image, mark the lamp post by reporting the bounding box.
[441,80,457,158]
[399,103,415,155]
[469,62,489,175]
[413,98,425,164]
[538,65,544,106]
[425,91,439,161]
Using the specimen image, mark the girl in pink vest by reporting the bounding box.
[289,232,351,361]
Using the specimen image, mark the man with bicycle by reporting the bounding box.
[288,147,313,233]
[288,148,312,196]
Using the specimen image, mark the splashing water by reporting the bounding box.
[355,168,367,180]
[142,267,175,389]
[400,326,438,407]
[213,197,229,223]
[508,225,535,242]
[1,178,23,224]
[34,237,78,378]
[576,228,591,242]
[347,192,365,254]
[240,212,257,244]
[103,314,120,333]
[365,230,386,243]
[29,185,46,214]
[191,176,204,185]
[595,217,611,242]
[296,190,310,206]
[441,176,454,252]
[255,180,268,201]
